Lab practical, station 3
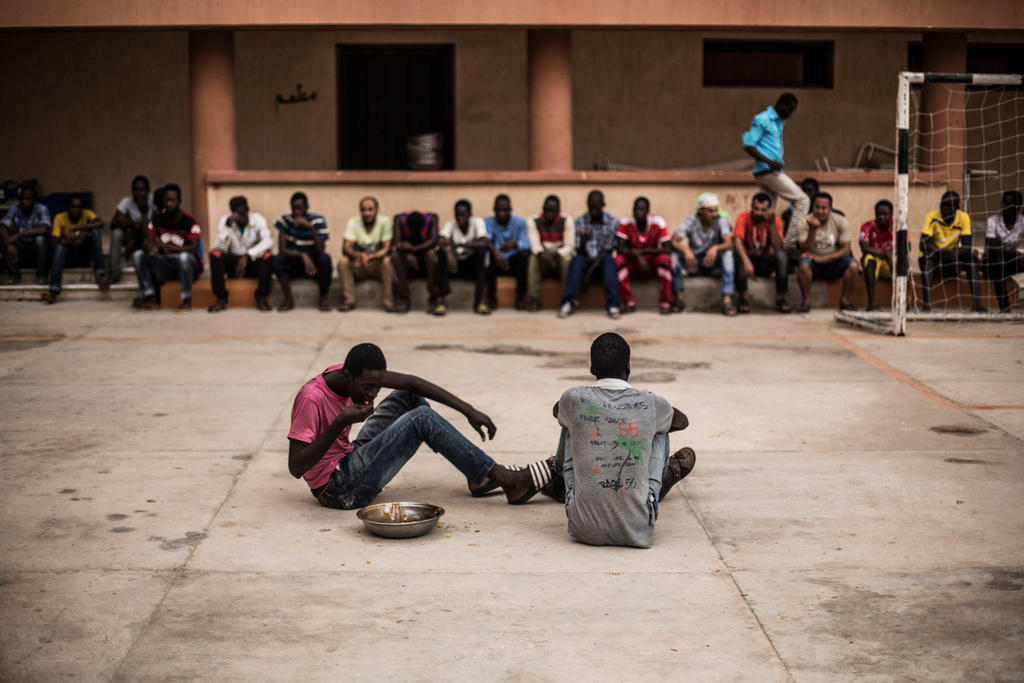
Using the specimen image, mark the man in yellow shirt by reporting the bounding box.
[919,190,985,312]
[43,195,107,303]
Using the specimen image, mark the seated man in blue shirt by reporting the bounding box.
[742,93,810,240]
[483,194,530,313]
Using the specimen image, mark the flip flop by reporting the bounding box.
[508,460,554,505]
[775,300,792,313]
[796,302,811,313]
[468,464,521,497]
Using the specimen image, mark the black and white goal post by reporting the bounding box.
[837,71,1024,336]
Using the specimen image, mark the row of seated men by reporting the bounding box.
[2,176,1021,315]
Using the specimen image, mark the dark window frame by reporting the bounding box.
[702,39,834,89]
[337,43,456,170]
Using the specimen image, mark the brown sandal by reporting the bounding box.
[660,447,696,501]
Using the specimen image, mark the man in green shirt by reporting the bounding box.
[338,196,395,312]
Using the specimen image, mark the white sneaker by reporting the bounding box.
[607,307,621,319]
[558,302,574,318]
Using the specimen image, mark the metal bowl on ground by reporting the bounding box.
[356,502,445,539]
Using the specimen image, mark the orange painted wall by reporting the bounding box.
[234,29,528,172]
[0,31,192,219]
[6,0,1023,31]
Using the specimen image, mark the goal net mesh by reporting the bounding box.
[837,73,1024,335]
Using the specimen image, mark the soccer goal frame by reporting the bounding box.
[836,71,1024,336]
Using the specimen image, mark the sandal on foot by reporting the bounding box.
[775,299,792,313]
[659,447,696,501]
[508,460,554,505]
[337,302,355,312]
[468,464,520,497]
[721,301,738,316]
[737,298,751,314]
[539,456,565,503]
[796,302,811,313]
[838,301,857,312]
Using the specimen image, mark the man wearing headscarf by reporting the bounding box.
[671,193,738,316]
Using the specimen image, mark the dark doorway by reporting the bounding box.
[338,44,455,170]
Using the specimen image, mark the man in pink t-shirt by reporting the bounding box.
[288,342,543,508]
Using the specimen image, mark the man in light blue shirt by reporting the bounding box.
[742,93,809,238]
[483,194,530,311]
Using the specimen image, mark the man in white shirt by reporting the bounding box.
[208,195,275,312]
[986,189,1024,313]
[109,175,156,283]
[438,199,491,313]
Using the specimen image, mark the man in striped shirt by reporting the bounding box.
[272,192,332,312]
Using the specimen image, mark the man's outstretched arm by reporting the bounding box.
[288,402,374,478]
[382,371,496,440]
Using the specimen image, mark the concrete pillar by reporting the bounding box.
[528,30,573,171]
[189,30,236,243]
[920,32,966,194]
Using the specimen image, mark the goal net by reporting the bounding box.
[837,72,1024,335]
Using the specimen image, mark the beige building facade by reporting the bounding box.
[2,2,1021,250]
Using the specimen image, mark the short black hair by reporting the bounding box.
[131,175,150,189]
[493,193,511,208]
[455,199,472,214]
[344,343,387,378]
[291,191,309,206]
[777,92,798,108]
[800,177,820,192]
[752,192,773,206]
[163,183,182,200]
[813,191,833,207]
[68,193,85,205]
[1004,190,1023,206]
[941,190,960,206]
[406,211,425,231]
[634,196,650,211]
[229,195,248,212]
[587,189,604,206]
[590,332,630,379]
[543,194,560,209]
[874,199,893,213]
[19,183,37,199]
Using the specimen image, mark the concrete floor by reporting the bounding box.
[0,301,1022,682]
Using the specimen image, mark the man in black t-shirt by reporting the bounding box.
[131,183,202,312]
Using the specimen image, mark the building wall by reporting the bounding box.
[234,29,528,172]
[0,30,191,217]
[571,30,917,172]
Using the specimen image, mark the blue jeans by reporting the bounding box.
[674,250,735,296]
[321,390,496,509]
[562,253,621,309]
[49,229,105,294]
[3,234,48,278]
[133,250,198,300]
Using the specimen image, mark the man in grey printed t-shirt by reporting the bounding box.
[553,333,695,548]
